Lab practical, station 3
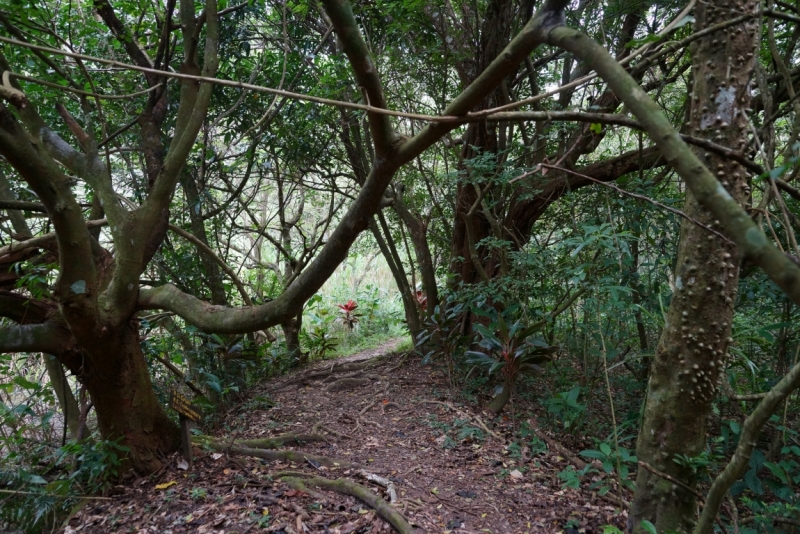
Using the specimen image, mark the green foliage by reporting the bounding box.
[557,464,596,490]
[301,300,339,360]
[0,436,129,533]
[190,487,208,501]
[465,308,556,385]
[423,414,484,448]
[579,441,637,491]
[415,299,467,370]
[545,386,586,432]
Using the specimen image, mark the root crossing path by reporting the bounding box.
[64,342,628,533]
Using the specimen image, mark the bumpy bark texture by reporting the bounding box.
[628,2,757,532]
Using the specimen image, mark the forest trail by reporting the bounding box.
[63,346,628,534]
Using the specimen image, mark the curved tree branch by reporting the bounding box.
[694,359,800,534]
[0,321,74,354]
[167,224,252,306]
[0,291,55,323]
[139,0,566,333]
[541,19,800,305]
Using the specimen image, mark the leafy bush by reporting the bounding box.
[466,311,556,413]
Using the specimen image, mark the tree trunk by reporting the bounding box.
[487,376,514,414]
[42,354,81,440]
[78,326,180,473]
[449,0,514,291]
[369,216,422,337]
[282,312,305,366]
[393,192,439,318]
[628,3,756,532]
[180,171,228,306]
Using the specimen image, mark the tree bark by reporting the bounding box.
[77,325,180,473]
[42,353,81,439]
[393,189,439,318]
[281,311,305,366]
[180,170,228,305]
[628,3,757,532]
[487,377,514,414]
[369,216,421,337]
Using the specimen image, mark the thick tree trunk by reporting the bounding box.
[78,325,180,473]
[449,0,514,289]
[628,3,756,532]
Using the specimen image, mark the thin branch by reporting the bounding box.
[694,359,800,534]
[542,20,800,305]
[540,164,733,244]
[0,219,107,257]
[167,224,252,306]
[9,73,162,100]
[151,353,204,396]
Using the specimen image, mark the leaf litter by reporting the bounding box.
[63,342,628,533]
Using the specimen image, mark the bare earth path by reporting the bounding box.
[64,341,627,533]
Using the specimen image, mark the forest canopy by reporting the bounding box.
[2,0,800,532]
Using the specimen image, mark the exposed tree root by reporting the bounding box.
[312,422,352,439]
[193,433,327,449]
[322,370,364,383]
[270,359,381,392]
[325,377,371,392]
[279,475,416,534]
[199,441,362,468]
[383,352,409,374]
[359,398,380,415]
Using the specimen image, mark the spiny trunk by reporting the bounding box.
[628,3,756,532]
[80,325,179,473]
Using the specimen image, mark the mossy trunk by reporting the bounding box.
[628,3,756,532]
[79,325,180,473]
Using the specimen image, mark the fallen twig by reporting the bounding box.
[419,399,502,439]
[359,470,398,503]
[473,415,502,440]
[359,399,380,415]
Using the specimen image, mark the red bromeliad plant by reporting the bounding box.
[337,300,361,330]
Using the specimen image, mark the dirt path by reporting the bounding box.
[64,346,627,534]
